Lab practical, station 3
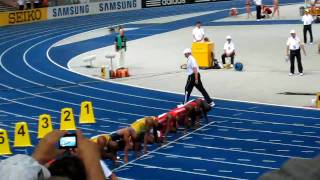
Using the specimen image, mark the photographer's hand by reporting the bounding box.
[76,130,105,180]
[32,130,67,165]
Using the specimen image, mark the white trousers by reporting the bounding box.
[118,49,126,68]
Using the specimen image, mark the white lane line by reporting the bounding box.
[237,159,251,162]
[301,150,314,153]
[193,169,207,172]
[276,150,290,152]
[219,170,232,173]
[213,158,226,161]
[209,124,320,139]
[269,140,282,142]
[303,132,316,134]
[130,162,247,180]
[244,172,260,174]
[174,142,306,159]
[193,132,320,149]
[262,160,276,163]
[292,140,304,143]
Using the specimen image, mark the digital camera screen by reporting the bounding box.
[59,135,77,149]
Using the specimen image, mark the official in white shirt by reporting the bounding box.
[254,0,262,20]
[183,48,213,106]
[221,35,235,67]
[192,21,205,42]
[17,0,25,10]
[302,9,314,44]
[286,30,306,76]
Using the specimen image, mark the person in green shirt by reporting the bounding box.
[114,28,127,69]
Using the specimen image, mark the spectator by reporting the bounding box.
[302,9,314,44]
[33,0,40,8]
[221,35,235,68]
[262,5,272,18]
[26,0,31,9]
[254,0,263,21]
[0,130,113,180]
[183,48,214,106]
[245,0,253,18]
[286,30,306,76]
[192,21,205,42]
[114,27,127,69]
[17,0,25,10]
[272,0,280,17]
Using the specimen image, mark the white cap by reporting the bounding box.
[183,48,192,54]
[226,35,232,39]
[290,30,296,34]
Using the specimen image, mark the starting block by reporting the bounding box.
[60,108,76,130]
[116,68,129,78]
[0,129,12,155]
[14,122,32,147]
[316,92,320,108]
[80,101,96,124]
[38,114,53,139]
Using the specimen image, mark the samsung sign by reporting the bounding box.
[51,4,90,18]
[98,0,138,12]
[48,0,141,19]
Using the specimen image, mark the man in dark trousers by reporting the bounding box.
[302,9,314,44]
[286,30,306,76]
[254,0,262,21]
[183,48,214,106]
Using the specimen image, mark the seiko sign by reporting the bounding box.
[8,9,42,24]
[161,0,185,5]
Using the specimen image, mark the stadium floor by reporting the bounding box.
[0,0,320,179]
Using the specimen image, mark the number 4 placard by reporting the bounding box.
[14,122,32,147]
[60,108,76,130]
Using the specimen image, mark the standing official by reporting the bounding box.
[192,21,205,42]
[114,28,127,69]
[183,48,214,106]
[286,30,306,76]
[302,9,314,44]
[254,0,262,21]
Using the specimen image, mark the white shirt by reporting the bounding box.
[287,36,301,50]
[192,27,205,42]
[254,0,262,5]
[223,41,235,54]
[187,55,199,75]
[302,14,314,25]
[17,0,24,5]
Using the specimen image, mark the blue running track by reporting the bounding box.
[0,0,319,179]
